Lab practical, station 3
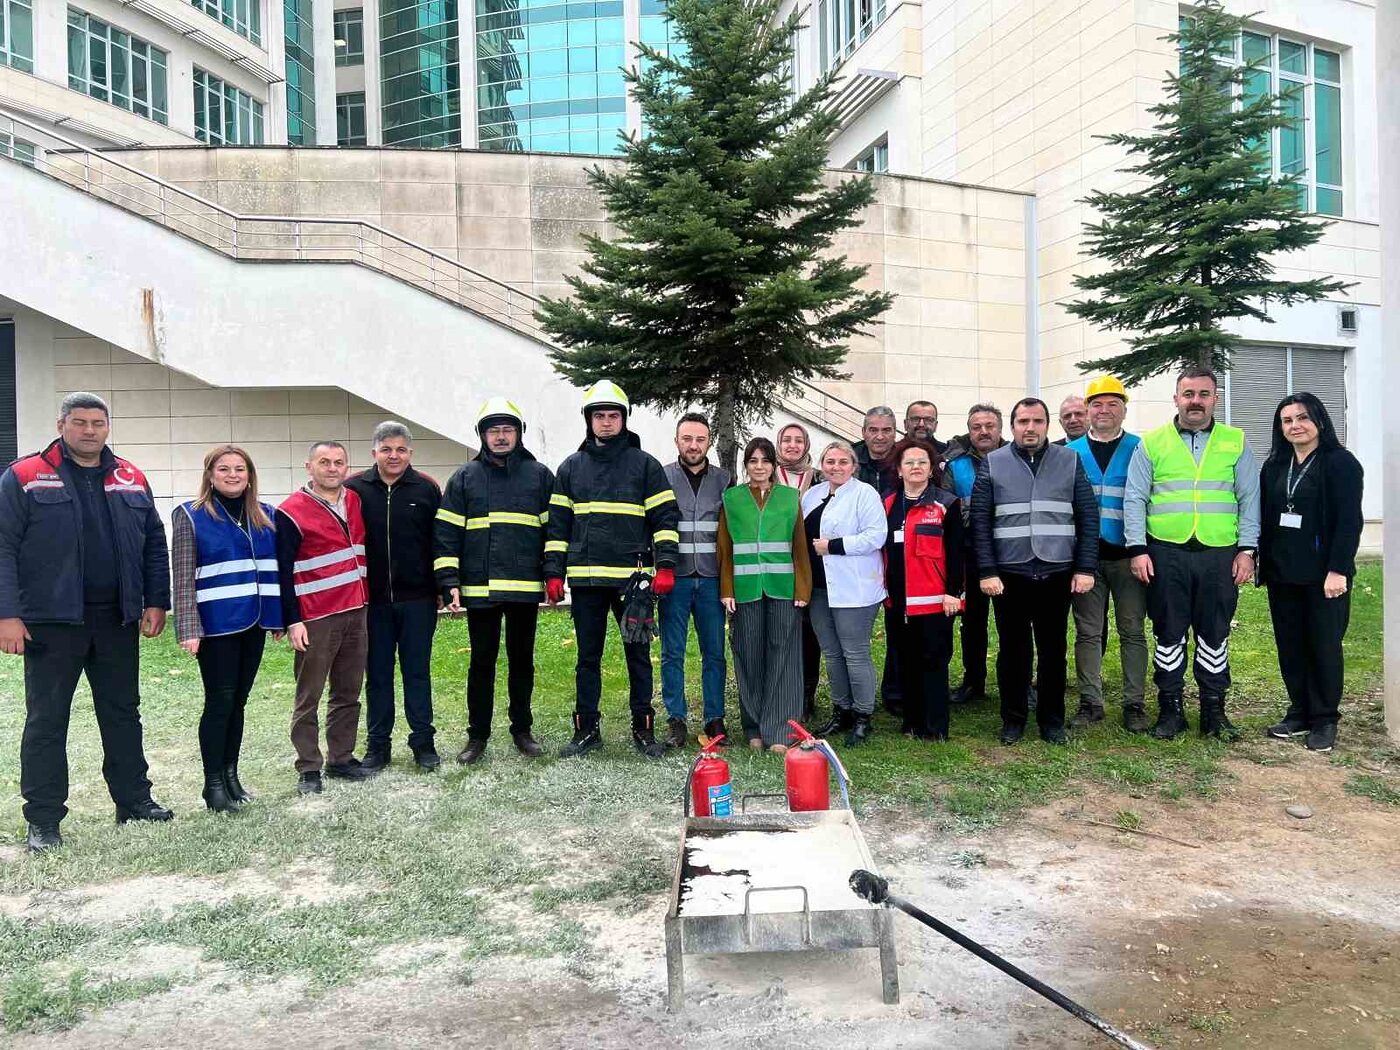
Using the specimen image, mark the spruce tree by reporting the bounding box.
[536,0,892,473]
[1068,0,1351,384]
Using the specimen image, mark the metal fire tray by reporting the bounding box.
[664,807,898,1010]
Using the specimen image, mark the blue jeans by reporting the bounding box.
[659,574,727,723]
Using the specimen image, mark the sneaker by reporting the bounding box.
[1040,725,1069,746]
[664,718,688,750]
[1305,723,1337,753]
[297,771,323,795]
[1267,718,1309,740]
[1068,706,1104,729]
[26,823,62,853]
[999,722,1025,746]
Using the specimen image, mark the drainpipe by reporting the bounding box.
[1380,0,1400,743]
[1023,194,1040,395]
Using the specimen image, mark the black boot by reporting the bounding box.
[203,770,239,814]
[951,682,986,705]
[224,762,252,804]
[817,707,854,739]
[845,714,874,746]
[26,823,62,853]
[1199,693,1241,741]
[559,714,603,759]
[632,714,666,759]
[1150,693,1188,740]
[1122,704,1151,734]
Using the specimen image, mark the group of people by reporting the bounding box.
[0,369,1364,853]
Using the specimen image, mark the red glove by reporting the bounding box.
[653,567,675,596]
[546,578,565,604]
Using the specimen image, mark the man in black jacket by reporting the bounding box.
[434,398,553,763]
[971,397,1099,745]
[0,392,173,852]
[344,421,442,770]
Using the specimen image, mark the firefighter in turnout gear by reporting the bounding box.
[544,381,681,759]
[1124,366,1261,741]
[434,398,553,763]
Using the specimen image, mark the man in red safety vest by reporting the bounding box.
[276,440,375,794]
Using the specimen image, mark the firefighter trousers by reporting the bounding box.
[1145,542,1238,698]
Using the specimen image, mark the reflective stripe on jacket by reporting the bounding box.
[1142,422,1243,547]
[180,499,283,635]
[278,488,368,622]
[665,461,730,578]
[722,483,797,602]
[985,443,1078,567]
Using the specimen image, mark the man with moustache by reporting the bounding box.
[435,399,552,762]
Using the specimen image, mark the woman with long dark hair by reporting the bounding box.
[1258,393,1363,753]
[172,445,284,811]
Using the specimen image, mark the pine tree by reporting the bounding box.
[536,0,892,473]
[1068,0,1352,384]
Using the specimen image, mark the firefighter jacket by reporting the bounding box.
[0,439,169,625]
[883,487,963,616]
[543,430,680,588]
[434,445,555,607]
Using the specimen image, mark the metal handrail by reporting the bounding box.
[2,105,872,437]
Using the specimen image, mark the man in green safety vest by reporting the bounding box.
[1123,366,1260,741]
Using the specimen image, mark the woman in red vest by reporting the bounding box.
[883,439,964,741]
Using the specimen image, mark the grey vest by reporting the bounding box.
[665,461,731,577]
[986,443,1077,567]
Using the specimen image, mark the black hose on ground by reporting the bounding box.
[849,870,1157,1050]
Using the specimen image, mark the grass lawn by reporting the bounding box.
[0,562,1390,1033]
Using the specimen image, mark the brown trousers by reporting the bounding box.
[291,607,368,772]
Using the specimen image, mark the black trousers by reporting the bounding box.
[466,603,539,740]
[1145,543,1238,697]
[801,607,821,705]
[21,606,152,825]
[958,561,991,691]
[880,606,903,706]
[365,598,437,752]
[195,626,266,777]
[571,585,654,725]
[1267,581,1350,726]
[991,572,1071,732]
[889,606,954,738]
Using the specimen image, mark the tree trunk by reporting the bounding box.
[714,381,739,478]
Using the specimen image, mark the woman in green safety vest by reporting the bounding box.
[718,437,813,752]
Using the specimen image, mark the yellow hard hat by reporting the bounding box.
[581,379,630,417]
[476,396,526,437]
[1085,375,1128,403]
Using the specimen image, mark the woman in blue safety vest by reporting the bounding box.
[172,445,284,813]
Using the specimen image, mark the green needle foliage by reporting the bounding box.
[1068,0,1352,384]
[536,0,892,473]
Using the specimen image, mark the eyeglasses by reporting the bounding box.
[906,416,936,425]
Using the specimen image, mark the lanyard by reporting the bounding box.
[1285,454,1316,513]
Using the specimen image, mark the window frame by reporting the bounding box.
[189,0,261,46]
[334,8,364,66]
[817,0,886,73]
[66,9,169,125]
[1,0,35,72]
[336,90,367,145]
[193,66,265,144]
[850,136,888,173]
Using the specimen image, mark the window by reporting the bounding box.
[1226,344,1348,454]
[66,10,169,124]
[190,0,260,45]
[817,0,886,73]
[334,8,363,65]
[284,0,317,144]
[0,128,36,165]
[381,0,461,147]
[1207,26,1344,217]
[337,91,366,144]
[193,67,264,144]
[851,137,888,173]
[1,0,33,72]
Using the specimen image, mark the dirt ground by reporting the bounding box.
[7,752,1398,1050]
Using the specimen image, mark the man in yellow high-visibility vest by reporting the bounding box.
[1124,366,1261,741]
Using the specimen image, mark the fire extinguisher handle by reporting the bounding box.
[787,718,816,744]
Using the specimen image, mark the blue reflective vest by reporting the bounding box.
[179,500,284,636]
[1066,432,1140,547]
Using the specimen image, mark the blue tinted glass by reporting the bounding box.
[569,46,597,72]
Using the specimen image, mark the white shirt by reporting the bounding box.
[801,478,887,607]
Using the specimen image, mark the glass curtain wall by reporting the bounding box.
[476,0,626,154]
[381,0,461,146]
[285,0,317,144]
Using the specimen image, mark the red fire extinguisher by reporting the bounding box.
[785,721,850,812]
[687,736,732,817]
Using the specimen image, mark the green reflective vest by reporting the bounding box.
[722,484,798,602]
[1143,422,1243,547]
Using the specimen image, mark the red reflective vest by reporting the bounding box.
[882,492,952,617]
[279,488,368,622]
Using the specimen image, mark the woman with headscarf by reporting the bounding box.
[775,422,822,718]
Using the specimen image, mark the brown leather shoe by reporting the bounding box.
[511,732,545,758]
[457,739,487,764]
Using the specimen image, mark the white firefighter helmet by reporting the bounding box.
[475,396,526,438]
[580,379,630,418]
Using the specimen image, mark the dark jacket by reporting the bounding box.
[344,464,441,605]
[543,429,680,588]
[0,439,170,624]
[1258,446,1364,584]
[970,441,1099,578]
[853,439,898,496]
[434,445,555,607]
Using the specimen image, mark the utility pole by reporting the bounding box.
[1381,0,1400,744]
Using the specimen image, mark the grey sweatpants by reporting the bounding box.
[808,590,881,716]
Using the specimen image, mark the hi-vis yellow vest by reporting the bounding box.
[1143,422,1244,547]
[722,485,797,602]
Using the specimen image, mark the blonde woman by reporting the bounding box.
[801,441,888,745]
[172,445,283,812]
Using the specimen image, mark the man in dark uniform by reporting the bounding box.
[0,392,173,852]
